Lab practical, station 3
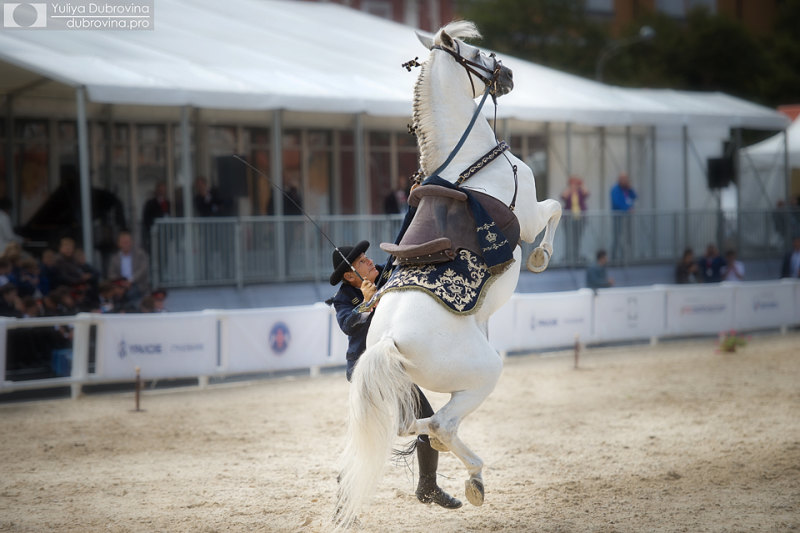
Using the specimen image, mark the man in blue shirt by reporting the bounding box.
[330,241,461,510]
[610,173,637,262]
[586,249,615,291]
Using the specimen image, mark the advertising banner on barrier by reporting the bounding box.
[731,281,796,330]
[593,287,667,342]
[97,313,218,380]
[794,280,800,325]
[510,290,594,351]
[223,304,331,373]
[665,285,735,335]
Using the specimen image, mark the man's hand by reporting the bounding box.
[360,279,377,302]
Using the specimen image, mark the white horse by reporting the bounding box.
[335,21,561,527]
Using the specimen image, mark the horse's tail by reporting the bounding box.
[334,337,418,529]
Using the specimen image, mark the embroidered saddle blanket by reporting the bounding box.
[358,249,498,315]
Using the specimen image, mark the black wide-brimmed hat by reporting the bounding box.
[329,240,370,285]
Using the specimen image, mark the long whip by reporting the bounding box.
[232,155,363,282]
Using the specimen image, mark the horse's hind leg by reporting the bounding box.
[411,386,495,506]
[527,198,562,272]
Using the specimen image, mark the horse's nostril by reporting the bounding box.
[508,70,513,79]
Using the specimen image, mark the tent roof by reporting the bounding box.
[0,0,789,130]
[741,115,800,164]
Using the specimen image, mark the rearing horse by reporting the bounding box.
[335,21,561,527]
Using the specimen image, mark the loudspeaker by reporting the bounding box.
[216,155,248,198]
[707,157,734,189]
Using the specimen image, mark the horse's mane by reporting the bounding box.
[412,20,483,175]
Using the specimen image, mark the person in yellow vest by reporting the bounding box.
[559,175,590,263]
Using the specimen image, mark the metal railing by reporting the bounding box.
[151,208,800,288]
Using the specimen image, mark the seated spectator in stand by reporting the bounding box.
[138,295,156,313]
[722,249,745,282]
[0,257,11,286]
[0,197,23,255]
[586,249,614,291]
[0,283,21,317]
[96,281,116,313]
[697,243,726,283]
[53,237,93,289]
[73,248,100,310]
[20,296,41,318]
[38,249,58,296]
[14,257,42,298]
[107,230,149,304]
[2,242,32,277]
[675,247,699,284]
[151,288,168,312]
[42,286,77,317]
[110,277,136,313]
[780,235,800,279]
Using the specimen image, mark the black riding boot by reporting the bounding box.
[415,436,462,509]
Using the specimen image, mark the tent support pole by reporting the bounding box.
[180,106,195,284]
[682,124,689,247]
[625,124,632,176]
[784,128,791,204]
[271,109,285,281]
[734,127,742,255]
[565,122,572,177]
[76,86,94,264]
[4,97,15,224]
[599,126,606,210]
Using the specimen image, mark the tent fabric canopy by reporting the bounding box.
[0,0,789,130]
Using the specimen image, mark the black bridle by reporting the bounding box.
[427,42,518,211]
[431,42,502,99]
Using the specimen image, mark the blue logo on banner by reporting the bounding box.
[269,322,291,355]
[119,339,127,358]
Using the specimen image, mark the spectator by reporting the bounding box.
[697,243,726,283]
[14,257,42,298]
[780,235,800,279]
[107,230,150,303]
[20,296,41,318]
[0,283,21,317]
[560,175,589,263]
[722,249,745,282]
[141,181,171,253]
[138,295,156,313]
[0,257,11,286]
[53,237,93,289]
[41,286,76,317]
[0,197,23,256]
[96,281,116,313]
[675,247,699,284]
[38,249,58,296]
[586,249,614,291]
[610,173,637,262]
[193,176,224,216]
[151,288,168,312]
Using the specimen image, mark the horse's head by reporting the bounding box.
[417,21,513,100]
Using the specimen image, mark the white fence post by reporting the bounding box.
[70,313,92,399]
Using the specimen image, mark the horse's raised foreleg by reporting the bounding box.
[527,198,562,272]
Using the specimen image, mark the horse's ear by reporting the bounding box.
[439,29,454,49]
[416,30,434,50]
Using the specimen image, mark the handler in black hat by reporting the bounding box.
[329,241,462,510]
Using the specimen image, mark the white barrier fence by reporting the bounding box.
[2,280,799,398]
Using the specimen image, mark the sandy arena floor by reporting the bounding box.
[1,333,798,532]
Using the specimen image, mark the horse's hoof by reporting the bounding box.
[464,477,484,506]
[429,436,449,453]
[526,247,550,273]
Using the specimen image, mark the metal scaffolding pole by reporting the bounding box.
[76,87,93,264]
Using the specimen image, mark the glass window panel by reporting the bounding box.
[369,131,390,148]
[339,149,355,215]
[368,151,391,214]
[16,120,49,224]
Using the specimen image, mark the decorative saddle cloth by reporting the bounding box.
[358,249,498,315]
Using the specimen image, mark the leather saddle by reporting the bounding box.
[380,184,520,265]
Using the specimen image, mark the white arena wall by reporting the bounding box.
[2,280,798,398]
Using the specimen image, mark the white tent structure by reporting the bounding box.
[0,0,790,260]
[738,116,800,209]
